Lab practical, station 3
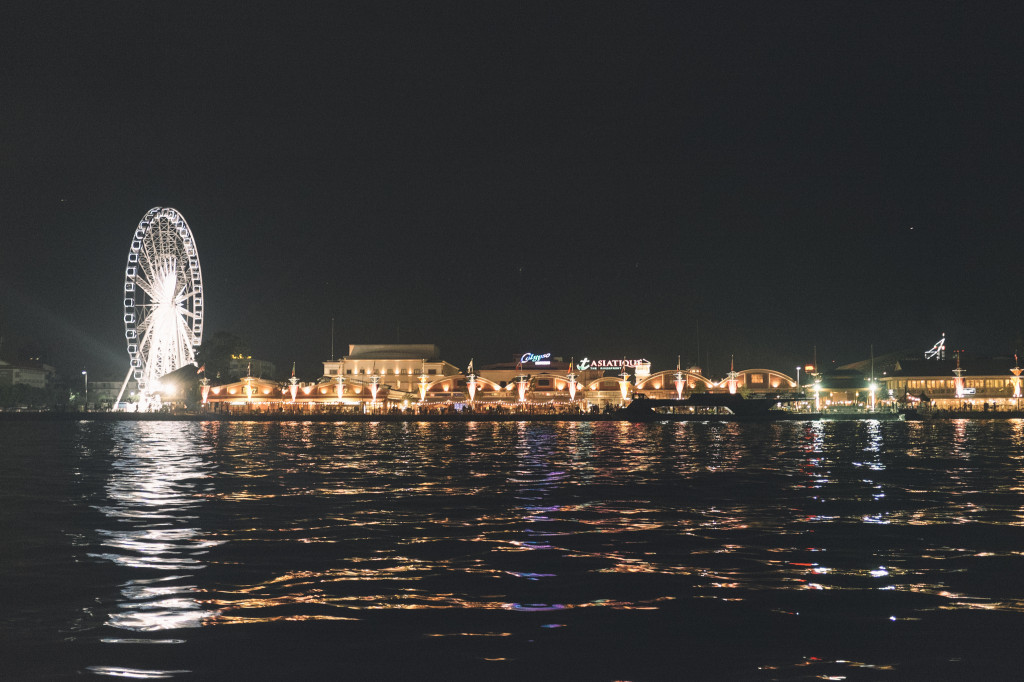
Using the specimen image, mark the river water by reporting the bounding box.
[4,419,1024,680]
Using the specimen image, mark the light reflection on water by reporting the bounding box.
[90,423,221,636]
[7,418,1024,677]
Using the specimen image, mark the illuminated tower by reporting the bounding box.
[725,355,739,394]
[369,371,381,408]
[466,359,477,404]
[674,356,685,400]
[289,362,299,402]
[953,353,966,400]
[567,358,578,402]
[1012,361,1022,410]
[618,360,631,403]
[418,361,428,403]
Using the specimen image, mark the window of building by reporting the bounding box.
[328,369,337,375]
[537,379,551,387]
[428,369,437,375]
[346,369,352,375]
[750,374,765,385]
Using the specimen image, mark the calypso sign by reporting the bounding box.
[520,352,552,365]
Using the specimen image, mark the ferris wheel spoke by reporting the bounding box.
[135,281,156,300]
[175,282,190,302]
[135,322,156,356]
[139,248,158,281]
[135,258,157,289]
[175,316,194,359]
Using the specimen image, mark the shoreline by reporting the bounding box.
[1,410,1021,423]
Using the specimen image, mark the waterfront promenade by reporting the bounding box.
[1,410,1019,423]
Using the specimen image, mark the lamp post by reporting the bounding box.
[953,353,965,410]
[82,370,88,410]
[795,366,801,393]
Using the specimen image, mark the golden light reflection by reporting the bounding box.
[213,614,361,624]
[74,417,1024,665]
[759,658,897,674]
[424,632,512,638]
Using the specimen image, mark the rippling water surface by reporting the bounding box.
[5,419,1024,679]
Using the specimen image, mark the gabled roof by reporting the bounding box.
[345,344,442,361]
[817,375,871,390]
[837,350,912,376]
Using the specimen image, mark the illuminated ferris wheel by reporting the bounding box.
[118,207,204,409]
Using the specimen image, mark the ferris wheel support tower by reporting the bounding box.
[115,207,204,410]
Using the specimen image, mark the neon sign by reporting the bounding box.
[520,352,551,366]
[577,357,648,371]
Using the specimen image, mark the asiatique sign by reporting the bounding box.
[576,357,649,371]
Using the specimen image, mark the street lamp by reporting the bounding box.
[82,370,88,410]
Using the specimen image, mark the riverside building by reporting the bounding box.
[880,356,1023,412]
[198,344,808,415]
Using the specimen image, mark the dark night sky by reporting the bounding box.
[2,1,1023,381]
